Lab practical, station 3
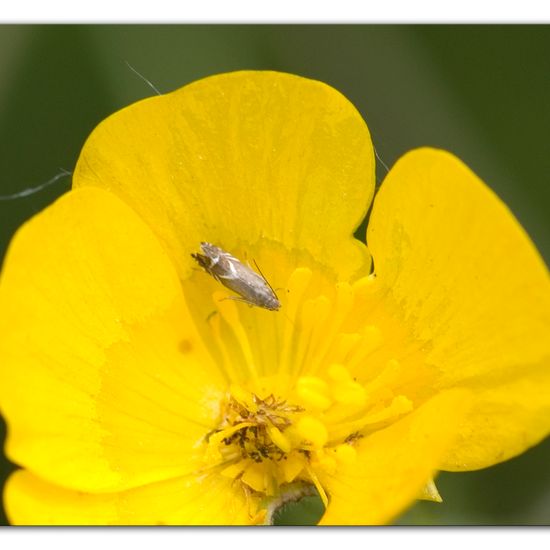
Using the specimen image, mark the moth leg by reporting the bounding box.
[218,295,257,308]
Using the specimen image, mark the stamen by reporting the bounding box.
[361,395,412,423]
[333,443,358,465]
[307,283,355,375]
[296,416,328,449]
[351,273,378,296]
[324,332,362,366]
[249,508,267,525]
[229,383,258,411]
[345,325,383,371]
[214,291,259,381]
[280,453,307,483]
[328,394,413,441]
[313,449,337,474]
[280,268,312,374]
[332,379,367,407]
[295,379,332,411]
[267,425,292,453]
[220,460,248,479]
[242,461,268,493]
[208,312,239,382]
[327,363,352,382]
[305,463,329,509]
[363,358,403,395]
[197,260,419,514]
[205,422,254,462]
[293,295,331,379]
[296,376,330,395]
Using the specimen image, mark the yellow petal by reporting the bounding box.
[0,187,226,493]
[419,478,442,503]
[367,148,550,469]
[73,71,374,281]
[5,469,250,525]
[318,389,471,525]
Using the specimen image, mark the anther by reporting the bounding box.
[267,425,291,453]
[327,363,352,382]
[296,376,332,410]
[332,380,366,406]
[296,416,328,449]
[333,443,357,465]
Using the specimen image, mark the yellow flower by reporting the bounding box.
[1,71,549,525]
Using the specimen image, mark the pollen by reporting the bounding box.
[200,265,417,515]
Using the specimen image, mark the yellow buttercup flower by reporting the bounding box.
[1,71,549,525]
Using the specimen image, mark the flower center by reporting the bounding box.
[196,264,419,521]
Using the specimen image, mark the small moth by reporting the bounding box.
[191,242,281,311]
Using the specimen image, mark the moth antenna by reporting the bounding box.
[252,258,279,299]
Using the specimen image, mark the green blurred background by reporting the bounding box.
[0,25,549,526]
